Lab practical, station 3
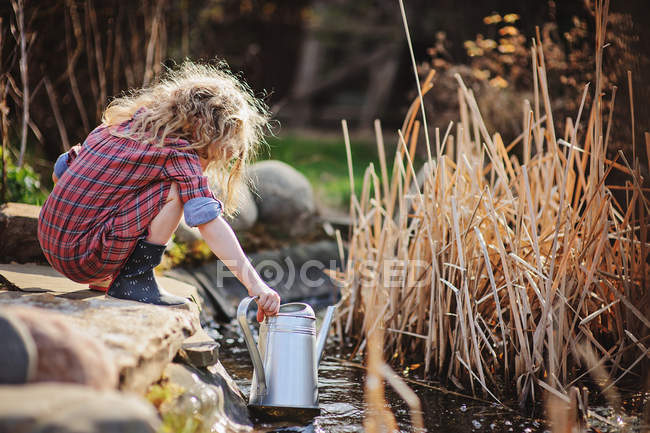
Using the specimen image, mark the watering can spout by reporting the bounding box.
[237,296,267,396]
[315,305,336,366]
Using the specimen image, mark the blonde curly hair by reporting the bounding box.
[102,60,270,217]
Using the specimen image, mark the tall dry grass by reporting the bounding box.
[336,0,649,408]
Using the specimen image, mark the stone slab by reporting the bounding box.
[0,291,196,393]
[0,263,216,393]
[0,383,160,433]
[0,263,195,298]
[179,327,220,368]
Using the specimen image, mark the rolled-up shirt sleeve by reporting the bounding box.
[53,145,82,179]
[183,197,223,227]
[53,152,70,179]
[163,149,222,226]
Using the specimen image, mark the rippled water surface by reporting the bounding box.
[213,317,647,433]
[215,322,551,433]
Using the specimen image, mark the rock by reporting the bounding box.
[162,362,252,432]
[0,263,215,393]
[0,383,160,433]
[174,183,258,243]
[248,160,316,236]
[0,309,37,384]
[225,185,258,232]
[177,326,220,368]
[0,202,44,263]
[6,306,118,389]
[0,287,197,393]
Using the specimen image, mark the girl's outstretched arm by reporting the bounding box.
[198,216,280,321]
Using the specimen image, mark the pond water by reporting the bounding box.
[207,299,647,433]
[214,321,553,433]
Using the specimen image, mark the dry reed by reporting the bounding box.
[337,0,649,408]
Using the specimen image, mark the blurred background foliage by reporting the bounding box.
[0,148,47,205]
[0,0,648,207]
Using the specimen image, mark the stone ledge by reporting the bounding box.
[0,263,204,393]
[162,362,252,432]
[0,263,254,432]
[179,328,221,368]
[0,291,197,393]
[0,383,161,433]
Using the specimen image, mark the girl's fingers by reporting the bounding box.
[257,295,269,312]
[258,294,268,309]
[255,290,281,320]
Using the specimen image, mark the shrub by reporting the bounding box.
[0,149,48,205]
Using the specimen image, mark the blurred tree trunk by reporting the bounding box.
[290,35,321,129]
[11,0,28,168]
[359,43,401,130]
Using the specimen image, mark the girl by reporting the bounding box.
[38,61,280,321]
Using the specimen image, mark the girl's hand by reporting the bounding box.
[250,283,281,322]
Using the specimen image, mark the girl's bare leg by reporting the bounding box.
[146,182,183,245]
[106,182,188,307]
[89,183,181,291]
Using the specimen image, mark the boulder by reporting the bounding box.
[175,182,258,244]
[0,287,197,393]
[162,362,252,431]
[177,325,220,368]
[0,309,37,384]
[0,203,44,263]
[5,306,118,389]
[225,185,258,232]
[0,383,160,433]
[248,160,316,236]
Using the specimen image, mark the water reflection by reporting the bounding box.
[217,322,547,433]
[215,321,647,432]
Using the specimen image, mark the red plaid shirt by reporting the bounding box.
[38,123,216,283]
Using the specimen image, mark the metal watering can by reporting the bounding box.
[237,296,336,417]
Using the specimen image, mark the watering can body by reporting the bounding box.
[237,296,336,413]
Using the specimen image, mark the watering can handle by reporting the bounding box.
[236,296,267,396]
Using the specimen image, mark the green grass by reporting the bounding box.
[264,134,382,209]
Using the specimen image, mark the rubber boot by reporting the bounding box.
[0,310,37,384]
[107,239,190,308]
